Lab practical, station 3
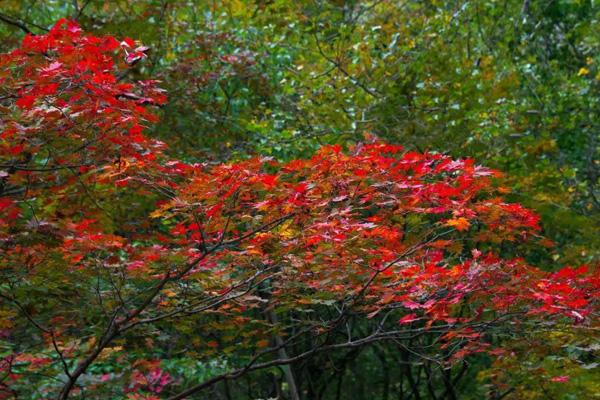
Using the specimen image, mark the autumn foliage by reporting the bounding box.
[0,20,598,400]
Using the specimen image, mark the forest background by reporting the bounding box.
[0,1,598,399]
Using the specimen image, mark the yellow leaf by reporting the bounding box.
[278,220,296,239]
[446,217,470,231]
[98,346,123,360]
[577,67,589,76]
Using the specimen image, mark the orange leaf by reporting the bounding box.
[446,217,470,231]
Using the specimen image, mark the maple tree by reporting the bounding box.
[0,20,598,400]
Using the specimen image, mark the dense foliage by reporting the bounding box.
[0,2,598,400]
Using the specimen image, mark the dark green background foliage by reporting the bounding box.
[1,1,598,399]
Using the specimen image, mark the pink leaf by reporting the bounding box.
[398,313,420,324]
[550,375,570,383]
